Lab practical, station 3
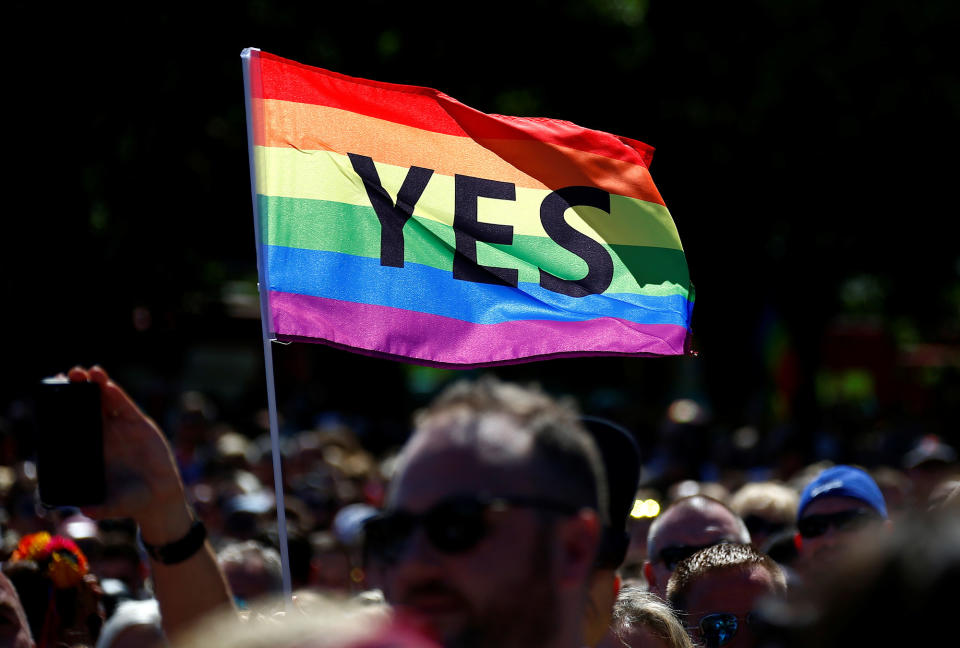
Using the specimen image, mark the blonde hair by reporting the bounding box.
[729,482,799,524]
[609,587,693,648]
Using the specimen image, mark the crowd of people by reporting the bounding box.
[0,365,958,647]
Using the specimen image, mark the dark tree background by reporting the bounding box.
[4,1,958,467]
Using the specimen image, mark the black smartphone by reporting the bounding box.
[33,377,107,507]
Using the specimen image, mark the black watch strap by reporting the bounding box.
[141,519,207,565]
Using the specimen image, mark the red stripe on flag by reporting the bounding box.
[250,50,655,169]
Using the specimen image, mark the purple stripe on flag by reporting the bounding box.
[270,291,690,368]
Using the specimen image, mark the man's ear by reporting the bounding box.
[643,560,656,590]
[556,509,601,589]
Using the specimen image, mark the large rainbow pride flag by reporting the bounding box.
[242,49,694,367]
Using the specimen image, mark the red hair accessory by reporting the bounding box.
[10,532,90,589]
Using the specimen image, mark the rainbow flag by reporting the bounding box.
[242,49,694,367]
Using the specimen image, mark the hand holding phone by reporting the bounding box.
[55,367,235,637]
[62,366,193,546]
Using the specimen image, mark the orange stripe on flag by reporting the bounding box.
[255,98,665,204]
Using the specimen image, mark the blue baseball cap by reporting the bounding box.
[798,465,888,519]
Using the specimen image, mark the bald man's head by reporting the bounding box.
[643,495,750,598]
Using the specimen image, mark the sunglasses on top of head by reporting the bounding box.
[657,539,733,571]
[686,612,757,648]
[363,494,579,565]
[797,508,882,539]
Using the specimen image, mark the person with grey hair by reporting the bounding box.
[643,495,751,598]
[597,586,692,648]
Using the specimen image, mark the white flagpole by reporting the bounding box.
[241,47,293,604]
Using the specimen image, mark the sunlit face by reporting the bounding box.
[683,566,778,648]
[646,504,746,598]
[378,416,562,648]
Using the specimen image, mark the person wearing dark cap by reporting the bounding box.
[794,465,889,575]
[580,416,641,647]
[902,435,958,505]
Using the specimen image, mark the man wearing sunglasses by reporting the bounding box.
[364,376,607,648]
[666,543,786,648]
[643,495,751,599]
[794,465,889,574]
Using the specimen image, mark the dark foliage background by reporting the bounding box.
[4,0,958,471]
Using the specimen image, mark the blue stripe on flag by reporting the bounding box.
[267,246,692,327]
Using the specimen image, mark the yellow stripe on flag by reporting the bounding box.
[254,146,684,250]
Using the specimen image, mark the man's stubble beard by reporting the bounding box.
[447,520,561,648]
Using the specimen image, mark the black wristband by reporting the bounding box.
[141,519,207,565]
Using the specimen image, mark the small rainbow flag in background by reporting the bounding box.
[242,49,694,367]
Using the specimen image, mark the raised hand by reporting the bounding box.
[65,365,234,636]
[65,366,192,546]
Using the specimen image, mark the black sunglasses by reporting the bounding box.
[657,539,732,571]
[743,514,787,538]
[797,508,881,539]
[363,494,579,565]
[686,612,756,648]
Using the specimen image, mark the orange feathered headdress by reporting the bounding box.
[10,532,90,589]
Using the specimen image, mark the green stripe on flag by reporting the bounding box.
[259,194,691,298]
